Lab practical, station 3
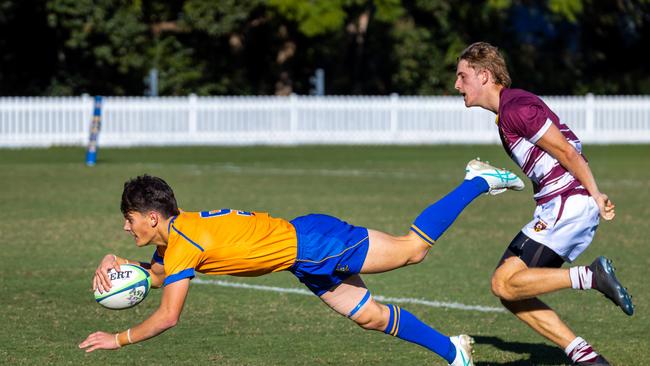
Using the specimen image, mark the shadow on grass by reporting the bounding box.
[473,335,569,366]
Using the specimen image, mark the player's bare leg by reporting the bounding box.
[491,256,571,300]
[360,230,431,273]
[499,297,609,365]
[493,254,634,314]
[492,255,617,365]
[500,297,576,348]
[320,275,474,365]
[491,257,576,347]
[319,275,388,330]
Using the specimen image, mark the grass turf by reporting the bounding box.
[0,145,648,365]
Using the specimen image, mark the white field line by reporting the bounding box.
[193,278,506,313]
[183,163,439,180]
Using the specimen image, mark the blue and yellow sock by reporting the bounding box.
[384,304,456,363]
[411,177,489,245]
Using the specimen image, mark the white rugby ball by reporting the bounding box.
[94,264,151,310]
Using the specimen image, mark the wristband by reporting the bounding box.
[116,330,131,347]
[114,333,122,348]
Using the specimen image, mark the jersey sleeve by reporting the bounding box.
[152,246,165,265]
[162,241,202,287]
[501,98,552,144]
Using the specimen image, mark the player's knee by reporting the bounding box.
[407,247,428,265]
[355,316,386,331]
[404,234,430,265]
[352,303,388,331]
[491,275,514,300]
[490,275,502,297]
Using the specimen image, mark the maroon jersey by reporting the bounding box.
[497,88,584,203]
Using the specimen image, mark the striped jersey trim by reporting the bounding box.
[171,225,205,252]
[163,268,195,286]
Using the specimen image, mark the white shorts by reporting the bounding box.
[521,193,600,263]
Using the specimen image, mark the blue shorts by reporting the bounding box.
[289,214,369,296]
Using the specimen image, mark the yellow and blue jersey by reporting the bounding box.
[154,210,370,296]
[156,209,298,286]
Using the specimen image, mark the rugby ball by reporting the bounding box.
[94,264,151,310]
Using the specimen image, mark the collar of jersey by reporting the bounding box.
[167,215,178,235]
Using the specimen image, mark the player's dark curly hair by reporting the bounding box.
[121,175,180,218]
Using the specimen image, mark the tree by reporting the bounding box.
[0,0,648,96]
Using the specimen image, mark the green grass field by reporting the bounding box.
[1,145,648,365]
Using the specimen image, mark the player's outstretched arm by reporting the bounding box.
[535,124,615,221]
[79,278,190,352]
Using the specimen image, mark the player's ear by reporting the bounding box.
[480,69,489,85]
[148,211,159,227]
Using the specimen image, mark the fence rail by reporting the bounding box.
[0,94,648,147]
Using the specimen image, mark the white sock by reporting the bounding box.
[569,266,593,290]
[565,336,599,363]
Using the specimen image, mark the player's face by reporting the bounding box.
[123,211,156,247]
[455,60,484,107]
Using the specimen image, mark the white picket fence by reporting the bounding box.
[0,94,648,147]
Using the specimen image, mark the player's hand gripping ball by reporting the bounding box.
[94,264,151,310]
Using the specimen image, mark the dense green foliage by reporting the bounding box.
[1,145,649,365]
[1,0,649,96]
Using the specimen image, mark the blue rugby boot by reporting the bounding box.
[589,256,634,316]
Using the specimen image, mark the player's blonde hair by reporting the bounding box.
[458,42,511,87]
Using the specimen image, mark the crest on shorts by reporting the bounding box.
[533,219,548,232]
[336,264,350,273]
